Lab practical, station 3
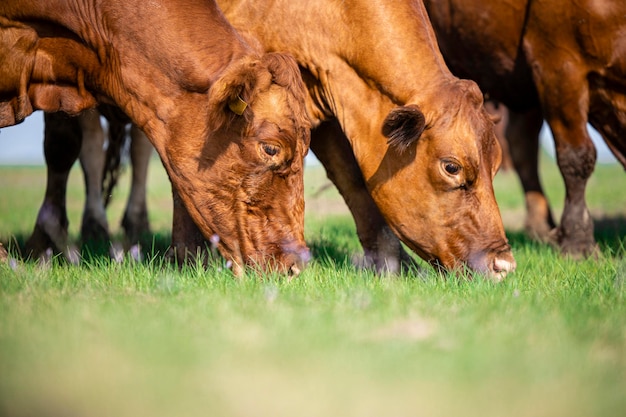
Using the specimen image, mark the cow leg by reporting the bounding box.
[167,185,208,266]
[544,98,597,258]
[25,112,82,264]
[506,108,556,241]
[310,120,418,274]
[549,119,597,257]
[121,124,152,244]
[78,109,110,244]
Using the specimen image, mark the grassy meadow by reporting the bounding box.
[0,152,625,417]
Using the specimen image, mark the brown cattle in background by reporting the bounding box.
[0,0,311,275]
[23,108,153,265]
[485,101,513,172]
[218,0,516,280]
[424,0,626,256]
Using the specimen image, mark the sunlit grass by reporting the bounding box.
[1,157,625,417]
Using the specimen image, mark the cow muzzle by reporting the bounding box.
[468,245,516,282]
[282,244,311,278]
[237,242,311,278]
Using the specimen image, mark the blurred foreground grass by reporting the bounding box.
[0,153,625,417]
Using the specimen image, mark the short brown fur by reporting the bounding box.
[0,0,311,274]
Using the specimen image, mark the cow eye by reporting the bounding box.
[443,161,461,175]
[262,143,280,156]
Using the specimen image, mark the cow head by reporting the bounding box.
[167,52,311,276]
[375,79,515,281]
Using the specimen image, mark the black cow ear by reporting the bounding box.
[382,105,426,151]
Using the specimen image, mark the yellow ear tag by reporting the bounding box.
[228,95,248,115]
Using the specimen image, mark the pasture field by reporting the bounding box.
[1,154,625,417]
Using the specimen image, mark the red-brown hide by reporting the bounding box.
[218,0,516,280]
[0,0,311,275]
[424,0,626,256]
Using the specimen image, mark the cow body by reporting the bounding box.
[0,0,311,274]
[424,0,626,256]
[217,0,516,279]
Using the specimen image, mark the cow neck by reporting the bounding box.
[218,0,457,179]
[220,0,452,103]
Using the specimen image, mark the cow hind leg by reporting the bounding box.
[25,112,82,264]
[549,119,598,257]
[78,109,110,245]
[167,185,209,267]
[506,108,556,242]
[121,124,152,244]
[310,120,419,274]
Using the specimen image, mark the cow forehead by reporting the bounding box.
[427,89,496,166]
[251,85,306,137]
[254,84,292,116]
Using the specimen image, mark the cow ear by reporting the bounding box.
[382,104,426,151]
[207,59,257,131]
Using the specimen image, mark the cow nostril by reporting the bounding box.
[493,257,516,273]
[283,246,311,277]
[489,256,516,282]
[468,248,516,282]
[288,263,301,277]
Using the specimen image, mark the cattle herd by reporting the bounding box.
[1,0,624,281]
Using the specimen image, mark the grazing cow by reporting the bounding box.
[0,0,311,275]
[216,0,516,280]
[24,107,153,263]
[423,0,626,256]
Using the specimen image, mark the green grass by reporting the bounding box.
[1,155,625,417]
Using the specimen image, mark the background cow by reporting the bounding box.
[0,0,311,275]
[423,0,626,257]
[24,108,153,264]
[216,0,516,280]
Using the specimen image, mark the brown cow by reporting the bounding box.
[424,0,626,257]
[0,0,311,275]
[217,0,516,280]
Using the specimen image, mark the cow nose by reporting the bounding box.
[490,254,516,282]
[284,245,311,277]
[469,247,516,282]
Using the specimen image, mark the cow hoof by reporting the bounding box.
[550,227,598,259]
[64,245,81,265]
[352,252,400,274]
[110,242,125,263]
[352,248,422,275]
[559,240,600,260]
[81,216,110,245]
[37,248,54,269]
[0,243,7,262]
[0,242,19,271]
[25,226,55,261]
[129,244,144,262]
[121,211,151,244]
